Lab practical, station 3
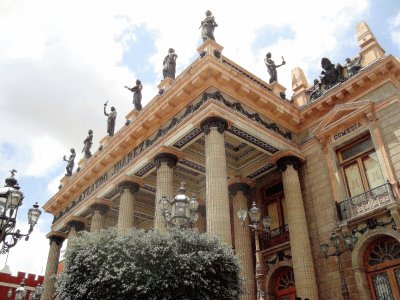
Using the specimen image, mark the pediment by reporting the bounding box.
[313,101,373,137]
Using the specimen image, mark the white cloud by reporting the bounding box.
[390,10,400,51]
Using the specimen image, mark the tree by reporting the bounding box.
[56,228,242,300]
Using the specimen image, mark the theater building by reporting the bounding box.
[41,21,400,300]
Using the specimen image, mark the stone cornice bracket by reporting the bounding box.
[154,152,178,169]
[46,231,67,245]
[117,181,140,194]
[67,220,86,232]
[200,116,228,135]
[228,182,251,197]
[90,203,110,215]
[276,155,302,172]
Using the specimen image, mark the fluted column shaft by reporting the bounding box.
[201,117,232,246]
[117,181,140,233]
[66,221,85,250]
[277,156,318,300]
[41,236,64,300]
[230,183,256,300]
[90,204,109,233]
[154,153,177,234]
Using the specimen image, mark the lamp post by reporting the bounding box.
[0,170,42,254]
[237,201,271,300]
[160,182,199,229]
[320,231,354,300]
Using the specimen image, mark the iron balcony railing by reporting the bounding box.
[259,224,290,250]
[337,182,396,222]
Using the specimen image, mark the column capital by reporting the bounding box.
[200,116,228,135]
[67,220,86,232]
[154,152,178,169]
[90,203,110,215]
[276,156,301,172]
[46,231,67,245]
[118,181,140,193]
[228,182,251,197]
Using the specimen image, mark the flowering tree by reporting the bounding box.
[56,228,242,300]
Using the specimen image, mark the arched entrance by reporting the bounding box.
[364,236,400,299]
[273,266,296,300]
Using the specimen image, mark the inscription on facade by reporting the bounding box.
[333,122,363,141]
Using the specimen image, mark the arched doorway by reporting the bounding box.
[273,266,296,300]
[365,236,400,299]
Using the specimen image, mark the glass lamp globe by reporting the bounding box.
[248,202,261,223]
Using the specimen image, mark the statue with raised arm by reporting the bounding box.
[200,10,218,42]
[163,48,178,79]
[264,52,286,84]
[125,79,143,111]
[344,56,362,78]
[103,101,117,136]
[82,130,93,159]
[63,148,76,176]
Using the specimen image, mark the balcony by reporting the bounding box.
[337,183,396,222]
[259,225,290,250]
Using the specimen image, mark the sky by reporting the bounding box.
[0,0,399,276]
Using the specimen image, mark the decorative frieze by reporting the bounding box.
[134,162,156,177]
[247,163,275,179]
[228,126,279,154]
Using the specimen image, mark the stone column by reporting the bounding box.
[154,153,178,234]
[66,221,85,250]
[277,156,319,300]
[117,181,140,233]
[90,204,110,232]
[200,117,232,246]
[196,205,206,233]
[41,234,65,300]
[229,182,256,300]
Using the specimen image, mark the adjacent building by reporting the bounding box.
[41,21,400,299]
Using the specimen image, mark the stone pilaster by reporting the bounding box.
[154,153,178,234]
[41,234,65,300]
[90,204,110,233]
[201,117,232,246]
[117,181,140,233]
[229,182,256,300]
[277,156,319,300]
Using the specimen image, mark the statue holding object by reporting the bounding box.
[103,100,117,136]
[264,52,286,84]
[63,148,76,176]
[163,48,178,80]
[125,80,143,111]
[200,10,218,42]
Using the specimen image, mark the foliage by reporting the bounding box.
[56,228,242,300]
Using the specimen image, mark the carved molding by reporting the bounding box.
[117,181,140,193]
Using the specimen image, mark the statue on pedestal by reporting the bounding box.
[15,282,26,300]
[264,52,286,84]
[82,130,93,159]
[163,48,178,79]
[103,101,117,136]
[63,148,76,176]
[306,79,323,102]
[125,80,143,111]
[200,10,218,42]
[344,56,362,77]
[319,57,343,90]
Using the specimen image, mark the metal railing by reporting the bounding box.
[337,182,396,222]
[259,224,289,250]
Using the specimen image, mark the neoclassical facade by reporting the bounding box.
[42,21,400,300]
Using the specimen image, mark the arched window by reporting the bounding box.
[273,267,296,300]
[364,236,400,299]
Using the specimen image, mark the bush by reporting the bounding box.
[56,228,242,300]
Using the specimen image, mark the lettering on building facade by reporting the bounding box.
[333,122,363,141]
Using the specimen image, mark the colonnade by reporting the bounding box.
[41,117,319,300]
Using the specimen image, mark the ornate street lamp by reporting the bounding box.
[160,182,199,229]
[237,201,271,300]
[0,170,42,254]
[320,231,355,300]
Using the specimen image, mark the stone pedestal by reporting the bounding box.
[42,233,66,300]
[356,21,385,66]
[78,158,87,169]
[59,176,70,189]
[158,77,173,93]
[154,153,178,234]
[201,117,232,246]
[277,156,319,300]
[197,38,224,60]
[270,81,287,99]
[117,181,140,233]
[229,182,256,300]
[100,135,111,148]
[291,67,309,107]
[125,110,139,123]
